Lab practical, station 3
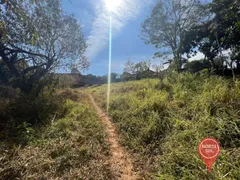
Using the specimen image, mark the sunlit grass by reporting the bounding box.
[91,73,240,179]
[0,90,113,179]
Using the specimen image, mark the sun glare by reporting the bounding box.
[104,0,121,12]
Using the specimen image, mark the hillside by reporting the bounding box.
[90,73,240,179]
[1,0,240,179]
[1,74,240,179]
[0,90,114,179]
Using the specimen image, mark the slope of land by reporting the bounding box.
[91,73,240,179]
[89,94,139,180]
[0,90,114,179]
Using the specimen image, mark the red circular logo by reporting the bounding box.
[199,138,220,159]
[198,138,220,172]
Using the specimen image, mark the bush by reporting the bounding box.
[0,86,17,99]
[16,122,35,145]
[0,88,76,143]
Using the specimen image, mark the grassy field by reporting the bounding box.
[0,89,114,179]
[1,73,239,180]
[91,73,240,179]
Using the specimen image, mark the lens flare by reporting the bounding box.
[104,0,121,12]
[106,0,121,113]
[107,13,112,114]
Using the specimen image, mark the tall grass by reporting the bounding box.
[0,89,113,179]
[91,73,240,179]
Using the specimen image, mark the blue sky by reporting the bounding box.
[62,0,160,76]
[62,0,207,76]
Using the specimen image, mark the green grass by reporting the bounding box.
[91,73,240,179]
[0,90,113,179]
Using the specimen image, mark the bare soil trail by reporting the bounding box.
[89,94,140,180]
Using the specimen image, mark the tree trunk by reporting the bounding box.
[230,61,236,81]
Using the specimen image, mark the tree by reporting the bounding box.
[152,64,164,78]
[135,60,151,73]
[122,59,154,80]
[141,0,205,72]
[135,60,152,79]
[99,75,108,84]
[185,59,211,73]
[0,0,89,93]
[123,60,136,74]
[181,0,240,79]
[120,72,135,81]
[111,73,120,83]
[0,58,10,84]
[57,74,76,89]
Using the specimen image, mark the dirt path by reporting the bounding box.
[89,94,139,180]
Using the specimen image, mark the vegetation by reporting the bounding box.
[0,89,113,179]
[1,0,240,179]
[91,73,240,179]
[141,0,206,71]
[181,0,240,66]
[142,0,240,79]
[82,73,120,85]
[121,60,158,81]
[184,59,211,74]
[0,1,113,179]
[0,0,89,94]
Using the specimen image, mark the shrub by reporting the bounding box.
[0,86,17,99]
[0,88,82,144]
[16,122,35,145]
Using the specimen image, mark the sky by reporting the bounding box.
[61,0,160,75]
[62,0,205,76]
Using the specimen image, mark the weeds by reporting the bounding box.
[91,73,240,179]
[0,90,113,180]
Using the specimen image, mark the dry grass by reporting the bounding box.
[90,73,240,179]
[0,89,114,180]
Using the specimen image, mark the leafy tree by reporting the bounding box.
[123,60,136,74]
[111,73,120,83]
[120,72,135,81]
[185,59,211,73]
[99,75,108,84]
[0,0,89,93]
[83,74,100,85]
[142,0,205,72]
[152,64,166,78]
[0,58,10,84]
[181,0,240,79]
[122,59,154,80]
[135,60,151,73]
[57,75,76,89]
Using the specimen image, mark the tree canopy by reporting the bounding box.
[180,0,240,78]
[0,0,89,93]
[142,0,205,71]
[141,0,240,79]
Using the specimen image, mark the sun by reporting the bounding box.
[104,0,121,12]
